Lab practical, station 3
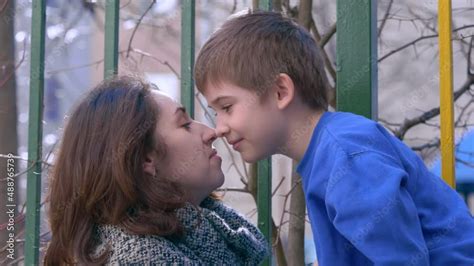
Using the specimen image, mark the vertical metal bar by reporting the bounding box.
[438,0,455,188]
[25,0,46,264]
[336,0,378,119]
[257,2,272,265]
[181,0,195,118]
[257,158,272,265]
[104,0,119,78]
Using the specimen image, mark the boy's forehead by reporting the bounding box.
[204,90,228,107]
[202,81,241,103]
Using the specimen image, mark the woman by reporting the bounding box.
[44,75,269,265]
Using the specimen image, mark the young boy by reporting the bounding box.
[194,11,474,265]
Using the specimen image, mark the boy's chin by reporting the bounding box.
[241,151,268,164]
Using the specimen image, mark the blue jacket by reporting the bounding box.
[297,111,474,265]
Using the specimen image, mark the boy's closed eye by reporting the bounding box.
[208,104,233,116]
[221,104,232,113]
[207,96,235,116]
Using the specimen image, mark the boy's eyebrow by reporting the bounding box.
[208,96,232,108]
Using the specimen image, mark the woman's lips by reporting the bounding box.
[209,149,221,160]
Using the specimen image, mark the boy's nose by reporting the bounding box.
[215,122,230,138]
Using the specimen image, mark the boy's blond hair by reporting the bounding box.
[195,11,329,110]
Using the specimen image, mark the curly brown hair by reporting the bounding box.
[44,75,187,265]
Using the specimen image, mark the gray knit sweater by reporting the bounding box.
[94,198,269,265]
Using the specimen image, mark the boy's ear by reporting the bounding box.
[274,73,295,110]
[143,152,156,176]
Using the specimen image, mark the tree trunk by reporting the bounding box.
[298,0,312,30]
[273,0,282,11]
[287,160,306,265]
[252,0,259,10]
[0,0,19,262]
[288,2,313,264]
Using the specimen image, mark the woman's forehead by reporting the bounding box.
[151,90,178,106]
[151,89,173,100]
[151,90,183,120]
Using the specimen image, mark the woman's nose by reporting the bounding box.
[202,125,217,145]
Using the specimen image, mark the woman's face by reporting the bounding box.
[145,91,224,205]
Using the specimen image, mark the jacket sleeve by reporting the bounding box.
[324,150,429,265]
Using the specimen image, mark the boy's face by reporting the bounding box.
[203,81,286,163]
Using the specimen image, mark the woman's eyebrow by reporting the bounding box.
[174,106,186,115]
[174,106,188,123]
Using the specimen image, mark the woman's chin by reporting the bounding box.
[215,172,225,188]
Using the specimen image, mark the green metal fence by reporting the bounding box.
[336,0,377,119]
[256,1,272,265]
[24,0,46,264]
[23,0,378,263]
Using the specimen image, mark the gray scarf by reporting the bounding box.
[95,198,269,265]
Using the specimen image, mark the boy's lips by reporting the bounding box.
[229,138,244,151]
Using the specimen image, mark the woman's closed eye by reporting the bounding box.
[182,121,192,130]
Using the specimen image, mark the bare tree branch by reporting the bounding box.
[0,0,8,16]
[379,25,474,62]
[309,19,336,83]
[246,164,288,265]
[126,0,156,58]
[298,0,312,30]
[411,139,440,151]
[48,48,180,79]
[458,157,474,168]
[275,178,301,246]
[272,176,286,196]
[378,0,394,37]
[0,39,26,89]
[395,75,474,139]
[395,36,474,140]
[468,36,473,76]
[320,23,336,48]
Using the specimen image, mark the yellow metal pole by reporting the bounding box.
[438,0,456,188]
